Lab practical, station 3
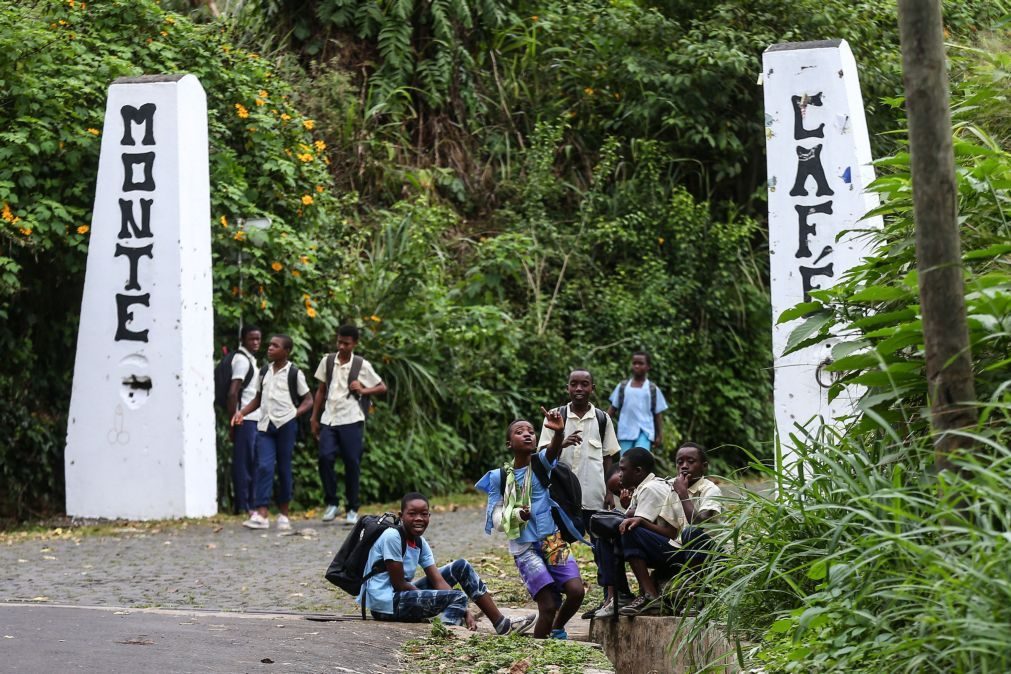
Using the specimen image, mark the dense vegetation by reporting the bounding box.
[0,0,1005,520]
[678,43,1011,672]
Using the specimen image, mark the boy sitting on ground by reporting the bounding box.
[359,492,534,634]
[477,410,586,639]
[597,448,685,616]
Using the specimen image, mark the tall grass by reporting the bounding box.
[675,393,1011,672]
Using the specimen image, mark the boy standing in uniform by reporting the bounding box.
[535,369,625,618]
[607,351,669,453]
[311,324,387,525]
[227,325,261,516]
[232,334,313,530]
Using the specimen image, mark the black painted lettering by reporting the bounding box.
[791,93,825,140]
[120,103,156,146]
[800,264,835,302]
[118,198,154,239]
[114,244,153,291]
[789,144,834,198]
[122,152,155,192]
[115,293,151,342]
[794,201,833,258]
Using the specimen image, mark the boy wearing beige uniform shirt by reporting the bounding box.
[311,324,386,525]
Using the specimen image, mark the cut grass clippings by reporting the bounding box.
[403,620,613,674]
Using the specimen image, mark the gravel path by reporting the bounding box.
[0,507,493,615]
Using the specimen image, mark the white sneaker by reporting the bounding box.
[594,598,615,618]
[242,512,269,529]
[276,514,291,531]
[345,509,359,525]
[321,505,339,522]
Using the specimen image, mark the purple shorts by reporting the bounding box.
[513,543,582,599]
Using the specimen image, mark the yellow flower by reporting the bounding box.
[235,103,249,119]
[1,202,14,223]
[291,269,301,277]
[254,98,265,107]
[220,215,229,228]
[77,224,90,235]
[68,0,74,6]
[19,226,32,236]
[233,230,246,241]
[583,87,594,96]
[280,113,291,122]
[657,236,665,245]
[260,299,267,310]
[160,31,168,37]
[315,185,324,193]
[86,127,100,135]
[369,314,382,323]
[306,306,317,318]
[297,153,313,163]
[531,15,538,21]
[314,140,326,152]
[271,261,283,272]
[301,195,314,205]
[300,255,310,264]
[165,15,175,24]
[258,90,268,98]
[303,119,315,130]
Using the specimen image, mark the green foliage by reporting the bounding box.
[404,630,613,673]
[780,46,1011,439]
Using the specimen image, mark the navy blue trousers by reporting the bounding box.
[318,421,365,510]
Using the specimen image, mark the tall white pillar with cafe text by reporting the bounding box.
[763,40,882,468]
[66,74,216,519]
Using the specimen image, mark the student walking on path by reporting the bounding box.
[232,334,313,530]
[311,324,387,525]
[608,351,669,453]
[227,325,261,516]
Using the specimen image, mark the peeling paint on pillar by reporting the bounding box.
[762,40,882,469]
[65,74,216,519]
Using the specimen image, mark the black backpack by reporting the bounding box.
[615,379,658,415]
[213,350,253,410]
[323,353,373,418]
[498,453,587,545]
[324,512,407,619]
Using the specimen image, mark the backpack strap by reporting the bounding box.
[649,382,657,415]
[594,408,607,445]
[324,352,337,390]
[286,365,301,408]
[617,380,629,411]
[498,467,507,496]
[258,363,270,388]
[530,451,551,488]
[347,354,363,397]
[240,353,255,392]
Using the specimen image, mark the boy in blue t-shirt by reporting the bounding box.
[358,492,533,634]
[607,351,669,453]
[476,408,586,639]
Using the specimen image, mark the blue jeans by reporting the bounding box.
[253,420,296,508]
[232,420,258,512]
[318,421,365,510]
[373,559,488,626]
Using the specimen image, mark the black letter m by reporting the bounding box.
[121,103,156,146]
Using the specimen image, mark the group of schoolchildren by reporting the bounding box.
[353,351,723,638]
[224,324,386,531]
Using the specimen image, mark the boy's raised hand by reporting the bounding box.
[541,406,565,432]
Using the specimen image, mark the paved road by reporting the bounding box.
[1,509,491,615]
[0,603,424,673]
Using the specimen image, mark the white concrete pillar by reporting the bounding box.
[762,40,883,468]
[65,74,216,519]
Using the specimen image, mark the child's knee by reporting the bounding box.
[565,580,585,602]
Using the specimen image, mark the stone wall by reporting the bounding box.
[589,616,739,674]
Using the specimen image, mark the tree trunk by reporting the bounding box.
[896,1,977,471]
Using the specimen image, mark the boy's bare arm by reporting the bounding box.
[423,564,452,591]
[310,382,326,438]
[232,392,262,425]
[652,413,664,448]
[296,391,314,418]
[540,406,566,463]
[384,560,419,592]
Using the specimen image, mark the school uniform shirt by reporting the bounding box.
[536,403,620,511]
[250,361,310,432]
[628,473,685,535]
[672,477,723,548]
[476,450,559,554]
[230,346,261,422]
[357,528,434,615]
[313,354,382,426]
[608,379,669,442]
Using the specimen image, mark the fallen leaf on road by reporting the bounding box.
[261,658,274,664]
[30,596,49,602]
[213,526,223,533]
[508,658,531,674]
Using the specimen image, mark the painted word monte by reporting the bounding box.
[762,40,882,466]
[66,74,216,519]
